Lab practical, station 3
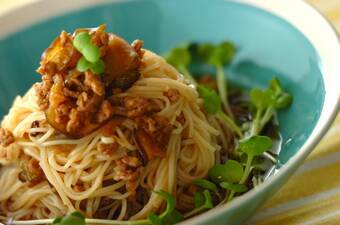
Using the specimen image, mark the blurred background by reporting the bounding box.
[1,0,340,30]
[1,0,340,33]
[309,0,340,32]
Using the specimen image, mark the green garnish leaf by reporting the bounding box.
[202,190,213,209]
[197,85,242,137]
[82,44,101,63]
[188,42,198,57]
[196,42,236,118]
[154,190,175,218]
[165,45,197,85]
[197,43,214,62]
[76,57,91,72]
[165,46,191,68]
[184,190,213,218]
[90,59,105,75]
[251,78,292,111]
[52,211,85,225]
[207,42,236,67]
[238,136,273,185]
[220,182,248,193]
[52,218,62,224]
[251,157,267,171]
[249,78,292,136]
[269,78,292,109]
[193,179,217,192]
[269,77,282,96]
[150,190,183,225]
[239,135,272,158]
[194,192,205,208]
[73,32,104,74]
[73,32,91,52]
[275,92,292,109]
[208,160,244,184]
[148,212,163,225]
[197,85,221,114]
[77,57,104,75]
[250,88,275,110]
[162,210,184,225]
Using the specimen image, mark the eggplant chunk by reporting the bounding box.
[36,26,144,138]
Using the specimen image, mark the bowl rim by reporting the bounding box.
[0,0,339,224]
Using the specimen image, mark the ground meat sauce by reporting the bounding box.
[35,25,174,161]
[163,88,180,103]
[0,128,14,147]
[18,156,45,187]
[35,25,144,137]
[135,116,173,160]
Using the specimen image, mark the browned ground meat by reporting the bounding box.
[29,120,44,137]
[113,155,142,181]
[176,112,186,125]
[18,156,45,187]
[123,96,161,118]
[35,25,144,137]
[164,88,180,103]
[97,142,119,156]
[34,74,54,110]
[135,116,173,160]
[84,71,105,96]
[0,128,14,147]
[113,155,144,196]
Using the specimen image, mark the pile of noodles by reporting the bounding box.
[0,50,232,222]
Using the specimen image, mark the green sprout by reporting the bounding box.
[249,78,292,136]
[208,160,244,184]
[53,212,85,225]
[238,135,272,185]
[184,190,213,218]
[220,182,248,194]
[197,42,236,116]
[148,190,184,225]
[193,179,217,192]
[165,44,197,85]
[73,32,104,75]
[197,85,243,137]
[208,159,245,202]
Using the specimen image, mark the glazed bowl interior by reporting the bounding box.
[0,0,338,224]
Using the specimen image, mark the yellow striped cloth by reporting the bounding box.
[0,0,339,224]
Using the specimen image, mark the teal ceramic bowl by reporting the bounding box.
[0,0,339,224]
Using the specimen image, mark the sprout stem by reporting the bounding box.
[216,65,233,118]
[217,111,243,138]
[250,109,262,137]
[239,156,253,185]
